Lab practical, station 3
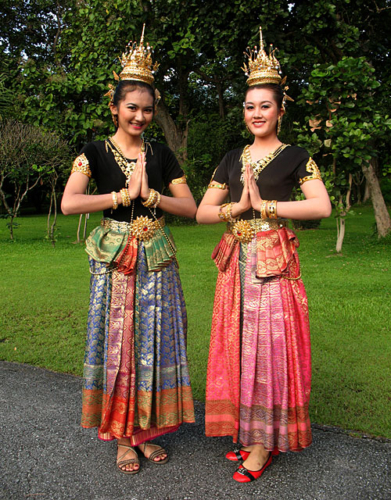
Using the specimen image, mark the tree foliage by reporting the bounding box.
[0,120,71,240]
[0,0,390,237]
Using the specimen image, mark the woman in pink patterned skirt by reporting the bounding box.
[196,29,331,483]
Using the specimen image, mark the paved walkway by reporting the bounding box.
[1,361,390,500]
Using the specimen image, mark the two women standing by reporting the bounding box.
[62,27,331,481]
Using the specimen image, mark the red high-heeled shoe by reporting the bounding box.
[232,453,272,483]
[226,447,279,462]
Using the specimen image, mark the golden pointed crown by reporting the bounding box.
[118,24,159,85]
[242,27,281,86]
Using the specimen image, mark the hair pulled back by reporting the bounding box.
[113,80,156,110]
[245,83,284,109]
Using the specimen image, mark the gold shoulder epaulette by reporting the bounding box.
[71,153,92,178]
[171,175,187,185]
[299,158,322,185]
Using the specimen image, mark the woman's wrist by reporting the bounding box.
[231,202,247,219]
[141,188,151,202]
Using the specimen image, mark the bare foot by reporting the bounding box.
[242,445,270,471]
[117,439,140,473]
[138,441,168,463]
[241,445,254,453]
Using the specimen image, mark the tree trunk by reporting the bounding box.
[50,190,58,248]
[83,213,89,241]
[346,173,352,211]
[75,214,83,243]
[363,180,371,203]
[336,216,345,253]
[362,159,391,238]
[216,82,225,119]
[47,191,53,240]
[154,99,189,164]
[9,215,15,241]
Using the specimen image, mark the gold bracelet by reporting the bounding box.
[226,202,236,223]
[120,188,131,207]
[260,200,268,220]
[150,190,159,207]
[218,203,230,221]
[142,189,157,208]
[265,201,270,219]
[268,200,278,219]
[111,191,118,210]
[152,191,161,208]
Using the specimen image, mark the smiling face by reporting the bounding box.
[110,89,154,137]
[243,87,284,139]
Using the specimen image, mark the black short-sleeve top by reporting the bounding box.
[72,140,184,222]
[212,145,320,220]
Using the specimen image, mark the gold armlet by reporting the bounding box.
[71,153,92,178]
[208,181,228,190]
[299,158,322,185]
[171,175,187,185]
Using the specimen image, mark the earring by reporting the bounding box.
[277,116,282,135]
[112,114,119,128]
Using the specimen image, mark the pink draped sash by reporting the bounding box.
[205,234,241,442]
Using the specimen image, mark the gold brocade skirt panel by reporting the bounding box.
[81,221,195,443]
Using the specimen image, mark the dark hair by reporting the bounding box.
[113,80,155,110]
[245,83,284,109]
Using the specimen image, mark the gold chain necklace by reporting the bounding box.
[240,143,289,184]
[105,137,145,186]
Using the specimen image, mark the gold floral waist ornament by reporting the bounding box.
[101,216,165,241]
[228,218,287,243]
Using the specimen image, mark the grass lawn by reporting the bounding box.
[0,206,390,439]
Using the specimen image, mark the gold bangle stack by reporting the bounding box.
[111,191,118,210]
[218,202,236,223]
[120,188,131,207]
[142,189,161,208]
[268,200,278,219]
[153,191,161,208]
[260,199,278,219]
[260,200,268,220]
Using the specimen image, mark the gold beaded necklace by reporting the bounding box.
[240,143,289,184]
[105,137,145,186]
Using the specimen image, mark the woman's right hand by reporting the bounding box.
[127,153,144,200]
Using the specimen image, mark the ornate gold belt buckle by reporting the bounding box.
[131,216,157,241]
[232,220,255,243]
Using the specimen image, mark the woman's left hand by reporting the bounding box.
[139,153,150,200]
[246,164,262,211]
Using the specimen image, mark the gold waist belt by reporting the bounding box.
[227,218,287,243]
[101,216,165,241]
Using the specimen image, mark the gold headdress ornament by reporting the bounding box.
[242,27,293,107]
[243,27,281,86]
[104,24,159,104]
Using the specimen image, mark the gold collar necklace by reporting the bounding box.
[105,137,145,186]
[240,143,289,184]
